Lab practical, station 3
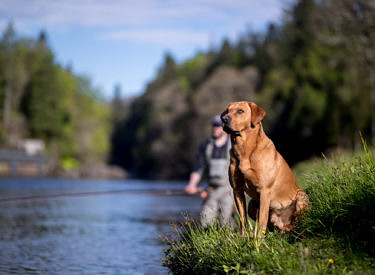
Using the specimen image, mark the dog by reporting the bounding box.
[221,101,309,235]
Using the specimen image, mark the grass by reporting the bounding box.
[162,147,375,274]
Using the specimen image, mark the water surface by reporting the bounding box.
[0,179,201,274]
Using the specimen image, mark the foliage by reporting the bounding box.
[163,148,375,274]
[22,34,67,142]
[0,23,111,173]
[3,0,374,179]
[111,0,375,179]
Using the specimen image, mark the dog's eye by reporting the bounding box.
[237,109,244,114]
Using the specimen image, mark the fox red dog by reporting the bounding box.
[221,101,309,235]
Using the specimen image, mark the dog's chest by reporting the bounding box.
[232,138,252,159]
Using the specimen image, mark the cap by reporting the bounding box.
[212,115,222,127]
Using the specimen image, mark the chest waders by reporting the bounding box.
[200,138,234,227]
[205,138,231,187]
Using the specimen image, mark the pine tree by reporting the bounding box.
[22,32,67,142]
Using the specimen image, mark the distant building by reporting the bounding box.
[0,139,46,177]
[17,139,45,156]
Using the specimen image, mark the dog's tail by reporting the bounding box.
[295,190,309,215]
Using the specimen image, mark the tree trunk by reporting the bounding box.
[3,82,11,132]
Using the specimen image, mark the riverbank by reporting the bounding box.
[58,164,128,179]
[163,147,375,274]
[0,149,127,179]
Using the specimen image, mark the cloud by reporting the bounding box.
[0,0,283,30]
[0,0,284,50]
[1,0,152,28]
[98,29,211,47]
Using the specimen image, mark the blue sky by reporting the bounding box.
[0,0,284,99]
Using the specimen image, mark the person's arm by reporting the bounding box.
[185,172,202,194]
[184,140,208,194]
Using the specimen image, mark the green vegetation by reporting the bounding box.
[163,148,375,274]
[112,0,375,179]
[0,24,111,174]
[2,0,375,179]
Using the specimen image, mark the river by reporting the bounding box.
[0,179,202,274]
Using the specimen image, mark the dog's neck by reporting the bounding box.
[230,123,264,156]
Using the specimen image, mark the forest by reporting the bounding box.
[0,24,111,176]
[1,0,374,179]
[111,0,375,179]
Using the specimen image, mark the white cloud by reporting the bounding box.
[99,29,211,47]
[0,0,284,97]
[0,0,283,30]
[0,0,284,49]
[1,0,153,27]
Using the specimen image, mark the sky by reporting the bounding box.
[0,0,285,99]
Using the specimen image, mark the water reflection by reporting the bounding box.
[0,179,201,274]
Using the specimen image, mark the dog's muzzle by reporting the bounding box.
[220,114,233,133]
[221,114,229,123]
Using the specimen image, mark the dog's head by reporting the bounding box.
[221,101,266,134]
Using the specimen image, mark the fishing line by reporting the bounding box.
[0,189,189,203]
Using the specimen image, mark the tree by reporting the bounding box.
[0,23,17,131]
[111,84,126,124]
[21,32,67,142]
[319,0,375,145]
[0,23,35,145]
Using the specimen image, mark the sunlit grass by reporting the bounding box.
[162,147,375,274]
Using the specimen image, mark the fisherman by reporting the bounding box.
[184,115,234,227]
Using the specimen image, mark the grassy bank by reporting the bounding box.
[162,148,375,274]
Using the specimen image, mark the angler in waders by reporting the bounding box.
[185,115,234,227]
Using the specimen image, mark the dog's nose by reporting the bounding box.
[221,114,231,124]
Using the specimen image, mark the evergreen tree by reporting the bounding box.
[22,32,67,142]
[111,84,125,124]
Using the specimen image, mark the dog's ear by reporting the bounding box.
[248,102,266,128]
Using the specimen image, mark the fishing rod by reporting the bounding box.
[0,188,206,204]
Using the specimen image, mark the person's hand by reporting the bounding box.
[200,190,208,199]
[184,183,198,194]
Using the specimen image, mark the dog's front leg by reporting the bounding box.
[258,190,271,234]
[229,156,247,235]
[233,187,247,236]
